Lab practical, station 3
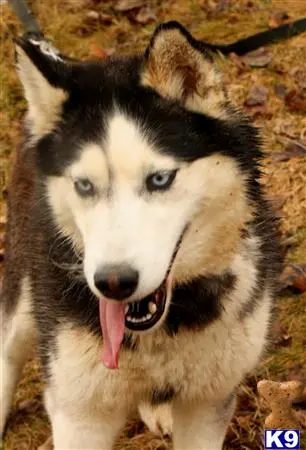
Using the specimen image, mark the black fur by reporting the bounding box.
[166,272,236,334]
[238,202,283,321]
[151,385,176,405]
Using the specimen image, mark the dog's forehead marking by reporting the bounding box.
[68,143,109,183]
[105,113,179,180]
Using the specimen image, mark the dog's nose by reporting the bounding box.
[94,265,139,300]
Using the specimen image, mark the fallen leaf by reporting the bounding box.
[269,9,289,28]
[270,320,282,343]
[270,144,306,162]
[280,263,306,293]
[274,83,287,99]
[84,11,113,27]
[244,84,269,106]
[289,67,306,90]
[214,0,231,12]
[271,141,306,162]
[135,5,157,24]
[285,90,306,112]
[228,52,247,73]
[270,320,293,347]
[242,47,272,68]
[89,44,116,59]
[244,104,270,119]
[114,0,145,12]
[65,0,90,11]
[99,12,114,26]
[86,10,100,21]
[280,334,292,347]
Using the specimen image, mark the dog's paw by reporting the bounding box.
[138,402,173,437]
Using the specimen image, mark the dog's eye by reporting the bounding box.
[74,178,95,197]
[146,171,177,192]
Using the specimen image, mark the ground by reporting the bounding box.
[0,0,305,449]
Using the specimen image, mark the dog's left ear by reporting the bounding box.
[141,22,227,118]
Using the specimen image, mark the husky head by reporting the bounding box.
[15,22,261,340]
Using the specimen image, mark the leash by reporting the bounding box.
[7,0,306,56]
[8,0,42,39]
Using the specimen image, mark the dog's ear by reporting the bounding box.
[15,37,70,138]
[141,22,227,118]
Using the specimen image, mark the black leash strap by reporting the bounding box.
[214,17,306,55]
[8,0,42,38]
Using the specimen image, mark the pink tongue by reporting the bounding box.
[99,299,125,369]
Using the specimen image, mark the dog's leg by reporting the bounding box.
[45,388,127,450]
[52,412,125,450]
[0,277,35,438]
[172,393,236,450]
[138,401,173,437]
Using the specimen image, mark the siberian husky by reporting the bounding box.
[0,22,281,449]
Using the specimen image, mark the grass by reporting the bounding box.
[1,0,306,448]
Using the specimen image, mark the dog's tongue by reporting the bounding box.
[99,299,125,369]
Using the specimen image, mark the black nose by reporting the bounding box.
[94,265,139,300]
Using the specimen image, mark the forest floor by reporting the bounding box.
[0,0,306,449]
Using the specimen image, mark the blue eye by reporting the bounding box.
[74,178,95,197]
[146,171,177,192]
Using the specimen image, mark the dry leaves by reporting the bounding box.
[243,85,270,118]
[269,9,290,28]
[114,0,157,25]
[271,141,306,162]
[270,320,293,348]
[134,6,157,25]
[114,0,145,12]
[274,83,287,99]
[285,89,306,112]
[84,10,114,30]
[280,264,306,293]
[242,47,272,68]
[244,84,269,106]
[89,44,116,59]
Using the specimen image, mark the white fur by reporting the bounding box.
[0,277,35,439]
[172,397,235,450]
[42,268,271,448]
[47,112,249,304]
[138,402,173,436]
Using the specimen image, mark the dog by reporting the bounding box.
[0,21,282,449]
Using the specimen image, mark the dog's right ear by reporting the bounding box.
[15,37,70,138]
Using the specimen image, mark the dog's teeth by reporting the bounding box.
[148,301,157,314]
[125,305,129,314]
[146,313,152,320]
